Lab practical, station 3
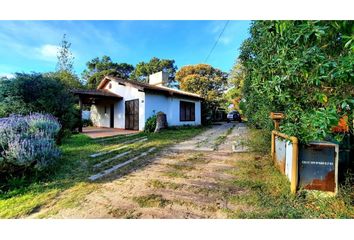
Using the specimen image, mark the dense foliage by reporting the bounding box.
[144,115,157,133]
[239,21,354,143]
[46,71,83,89]
[83,56,134,89]
[0,73,80,138]
[130,57,178,87]
[0,113,61,174]
[176,64,228,123]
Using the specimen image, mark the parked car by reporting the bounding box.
[227,110,242,122]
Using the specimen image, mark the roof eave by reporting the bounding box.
[97,77,111,89]
[99,76,203,100]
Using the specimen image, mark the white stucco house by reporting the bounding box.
[74,72,202,131]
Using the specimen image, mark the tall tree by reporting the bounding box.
[56,34,74,73]
[175,64,228,123]
[82,56,134,89]
[130,57,178,87]
[53,34,82,89]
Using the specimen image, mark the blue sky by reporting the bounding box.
[0,20,251,78]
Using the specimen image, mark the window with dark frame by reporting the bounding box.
[180,101,195,121]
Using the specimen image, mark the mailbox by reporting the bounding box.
[270,112,284,130]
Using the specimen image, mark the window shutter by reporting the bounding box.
[180,101,195,121]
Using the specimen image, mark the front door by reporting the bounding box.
[110,104,114,128]
[125,99,139,130]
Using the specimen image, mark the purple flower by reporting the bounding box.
[0,113,61,172]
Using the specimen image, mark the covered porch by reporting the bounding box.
[82,127,139,139]
[72,89,123,132]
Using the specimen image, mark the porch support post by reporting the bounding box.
[78,97,83,133]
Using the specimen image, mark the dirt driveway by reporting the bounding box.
[37,122,251,218]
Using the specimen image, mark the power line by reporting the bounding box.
[204,20,230,63]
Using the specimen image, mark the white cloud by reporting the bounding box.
[219,36,231,45]
[0,21,128,70]
[36,44,58,61]
[0,73,15,79]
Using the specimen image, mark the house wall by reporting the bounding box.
[91,80,146,130]
[91,79,201,130]
[145,93,201,126]
[91,104,110,127]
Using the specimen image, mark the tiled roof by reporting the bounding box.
[100,76,203,100]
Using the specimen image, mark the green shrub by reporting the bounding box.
[0,73,80,140]
[239,21,354,143]
[144,115,157,133]
[82,119,93,127]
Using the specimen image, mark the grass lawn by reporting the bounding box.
[225,128,354,218]
[0,126,206,218]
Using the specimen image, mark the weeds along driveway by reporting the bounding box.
[26,123,354,219]
[28,122,252,219]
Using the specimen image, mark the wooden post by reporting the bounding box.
[274,120,280,130]
[78,97,83,133]
[271,130,275,162]
[290,136,299,194]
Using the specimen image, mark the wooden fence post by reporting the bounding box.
[78,97,83,133]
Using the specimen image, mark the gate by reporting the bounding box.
[271,131,299,194]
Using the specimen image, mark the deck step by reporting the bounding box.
[92,150,132,169]
[89,147,156,181]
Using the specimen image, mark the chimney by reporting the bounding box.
[148,71,169,87]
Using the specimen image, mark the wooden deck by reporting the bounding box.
[82,127,139,139]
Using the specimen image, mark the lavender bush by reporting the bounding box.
[0,113,61,173]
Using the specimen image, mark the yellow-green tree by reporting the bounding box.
[224,61,245,113]
[176,64,228,123]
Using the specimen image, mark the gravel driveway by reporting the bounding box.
[32,122,251,219]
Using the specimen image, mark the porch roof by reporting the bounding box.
[72,89,122,104]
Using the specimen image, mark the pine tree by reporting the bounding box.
[56,34,74,73]
[52,34,82,89]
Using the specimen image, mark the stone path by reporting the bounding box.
[90,146,128,158]
[170,122,238,152]
[89,147,156,181]
[92,150,132,169]
[34,122,250,219]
